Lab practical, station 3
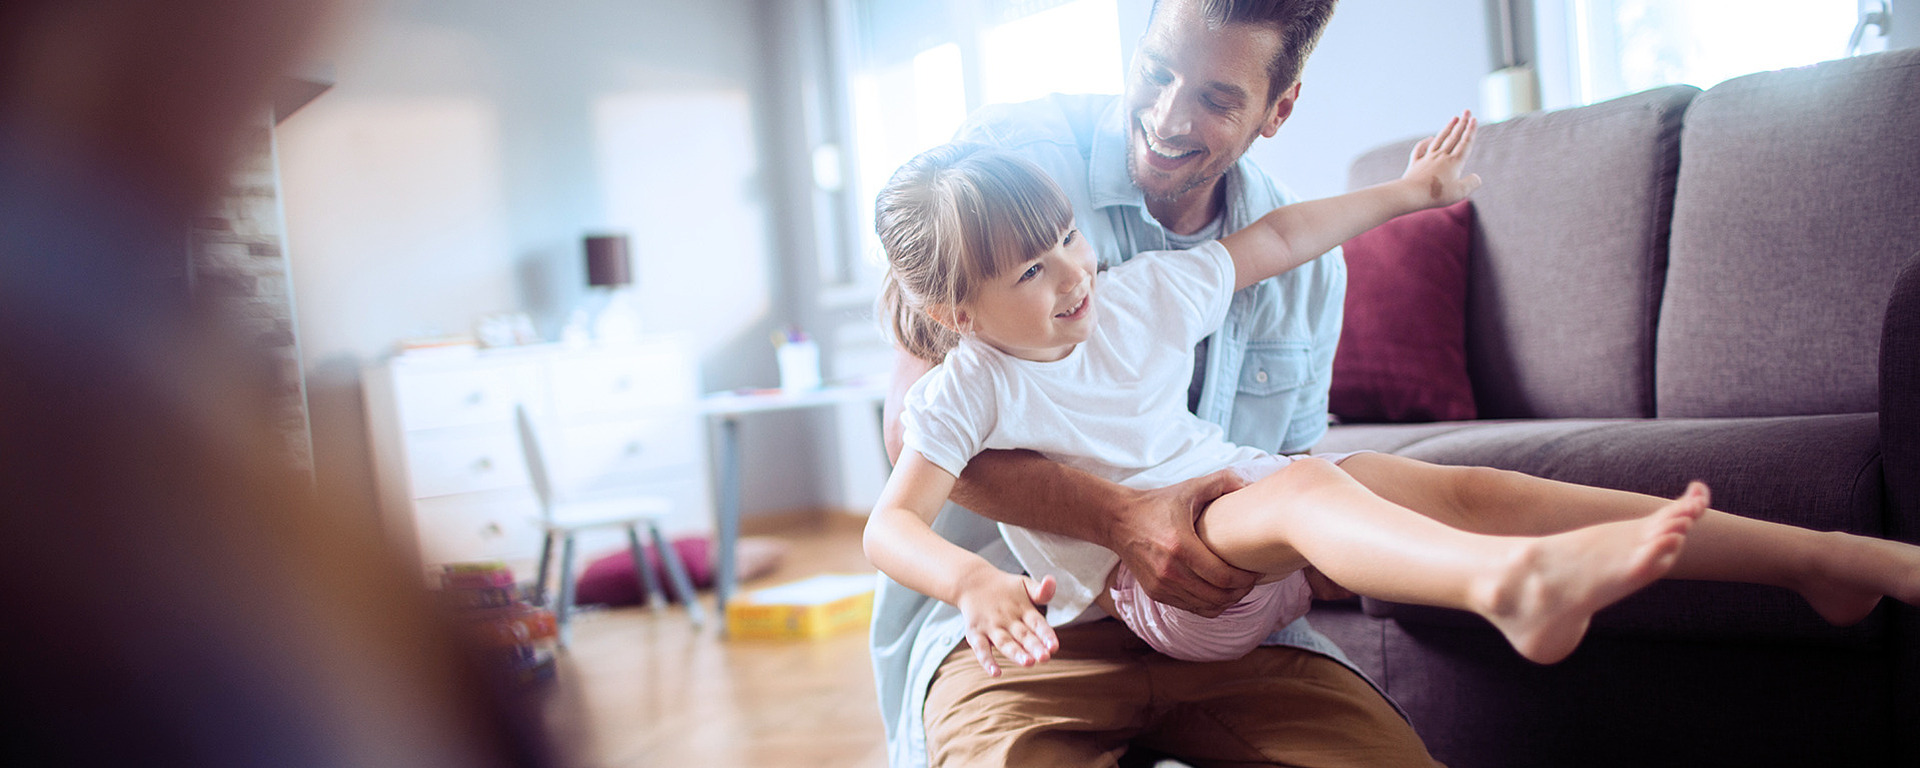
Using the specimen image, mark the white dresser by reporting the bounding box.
[362,339,712,568]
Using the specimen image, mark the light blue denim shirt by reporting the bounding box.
[871,94,1371,768]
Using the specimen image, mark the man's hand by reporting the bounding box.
[1106,468,1259,617]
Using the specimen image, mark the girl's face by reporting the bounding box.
[954,224,1098,362]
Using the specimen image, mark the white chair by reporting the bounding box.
[516,406,705,644]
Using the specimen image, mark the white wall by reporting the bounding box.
[1896,0,1919,50]
[280,0,830,522]
[1246,2,1492,200]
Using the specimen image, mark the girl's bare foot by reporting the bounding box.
[1798,533,1920,626]
[1474,482,1710,664]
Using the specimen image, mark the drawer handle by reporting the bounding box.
[623,441,644,457]
[465,391,486,406]
[613,376,633,392]
[472,457,493,473]
[482,521,503,538]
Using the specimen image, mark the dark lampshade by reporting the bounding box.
[585,234,632,287]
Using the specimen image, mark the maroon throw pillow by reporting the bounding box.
[1330,200,1476,423]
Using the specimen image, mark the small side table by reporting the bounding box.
[699,383,888,630]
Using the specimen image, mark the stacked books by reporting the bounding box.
[437,562,558,685]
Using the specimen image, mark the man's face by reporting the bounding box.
[1125,0,1298,217]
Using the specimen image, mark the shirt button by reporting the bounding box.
[1254,370,1269,384]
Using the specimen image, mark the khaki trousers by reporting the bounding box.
[924,618,1438,768]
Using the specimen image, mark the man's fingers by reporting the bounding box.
[1147,564,1249,618]
[1193,468,1250,510]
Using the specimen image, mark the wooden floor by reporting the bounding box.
[537,514,889,768]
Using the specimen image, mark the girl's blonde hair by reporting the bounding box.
[874,143,1074,363]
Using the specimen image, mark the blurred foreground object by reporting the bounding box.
[0,1,554,764]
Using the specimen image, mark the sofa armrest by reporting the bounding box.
[1885,249,1920,539]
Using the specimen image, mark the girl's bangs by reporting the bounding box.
[968,154,1074,279]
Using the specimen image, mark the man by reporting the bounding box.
[872,0,1440,765]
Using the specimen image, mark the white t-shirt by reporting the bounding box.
[902,240,1269,624]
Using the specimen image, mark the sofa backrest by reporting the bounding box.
[1348,86,1696,419]
[1657,47,1920,418]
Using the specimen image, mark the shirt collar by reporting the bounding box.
[1089,98,1142,210]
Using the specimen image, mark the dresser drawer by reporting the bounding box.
[405,425,530,498]
[550,347,693,418]
[554,415,701,484]
[411,488,543,565]
[392,363,529,431]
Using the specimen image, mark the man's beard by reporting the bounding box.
[1125,126,1257,206]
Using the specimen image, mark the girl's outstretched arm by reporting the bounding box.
[1221,111,1482,292]
[864,450,1059,676]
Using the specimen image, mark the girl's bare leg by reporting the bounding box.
[1195,458,1705,664]
[1334,452,1920,626]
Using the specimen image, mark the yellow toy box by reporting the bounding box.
[725,573,876,640]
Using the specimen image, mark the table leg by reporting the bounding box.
[716,414,741,635]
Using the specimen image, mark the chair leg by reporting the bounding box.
[531,530,556,607]
[556,533,579,647]
[626,524,666,611]
[650,522,705,627]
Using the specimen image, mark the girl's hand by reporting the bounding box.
[955,571,1059,677]
[1403,110,1483,207]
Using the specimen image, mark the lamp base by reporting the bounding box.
[590,287,642,346]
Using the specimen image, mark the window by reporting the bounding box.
[1564,0,1870,105]
[843,0,1124,285]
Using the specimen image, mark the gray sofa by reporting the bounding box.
[1307,48,1920,767]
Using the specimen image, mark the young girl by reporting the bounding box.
[865,113,1920,674]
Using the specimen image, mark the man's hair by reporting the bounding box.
[1153,0,1340,103]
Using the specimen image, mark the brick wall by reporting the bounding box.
[189,112,313,473]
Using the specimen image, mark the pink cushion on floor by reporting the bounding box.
[573,537,710,605]
[573,536,786,605]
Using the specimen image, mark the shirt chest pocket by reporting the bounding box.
[1237,342,1314,397]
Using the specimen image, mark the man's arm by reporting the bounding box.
[885,348,1258,616]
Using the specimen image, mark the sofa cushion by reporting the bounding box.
[1347,86,1695,420]
[1658,47,1920,418]
[1312,420,1499,455]
[1328,413,1884,646]
[1330,200,1476,423]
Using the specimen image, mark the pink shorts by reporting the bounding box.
[1105,452,1365,663]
